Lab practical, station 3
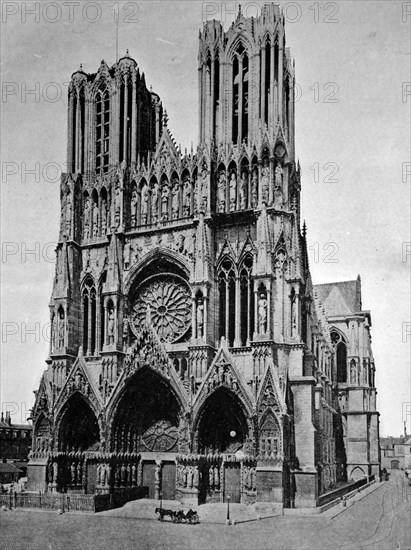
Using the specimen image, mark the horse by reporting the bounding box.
[155,507,176,522]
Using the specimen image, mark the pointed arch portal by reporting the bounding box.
[58,393,100,453]
[197,387,249,454]
[111,368,181,453]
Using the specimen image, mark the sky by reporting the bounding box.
[0,1,410,437]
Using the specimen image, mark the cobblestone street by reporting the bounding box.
[1,471,410,550]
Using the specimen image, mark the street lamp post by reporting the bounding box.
[226,495,230,524]
[160,490,163,510]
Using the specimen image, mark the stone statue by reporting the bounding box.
[187,467,194,489]
[124,240,133,270]
[83,197,90,239]
[183,465,188,487]
[183,178,191,216]
[275,162,283,188]
[131,464,137,484]
[107,308,115,345]
[239,171,247,210]
[77,461,82,484]
[130,188,138,226]
[274,162,284,208]
[350,360,356,384]
[114,184,121,222]
[48,461,53,483]
[213,465,219,487]
[258,294,267,334]
[209,465,214,488]
[274,185,283,209]
[201,167,208,211]
[363,360,368,385]
[102,464,108,486]
[93,203,99,237]
[65,195,72,236]
[261,159,269,203]
[229,172,237,212]
[161,183,169,221]
[251,168,258,208]
[141,183,149,223]
[196,301,204,338]
[58,310,65,348]
[70,461,76,483]
[53,461,58,481]
[218,171,226,213]
[121,463,127,485]
[171,182,179,219]
[193,466,199,488]
[101,198,107,234]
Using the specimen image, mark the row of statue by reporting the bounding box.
[133,178,192,225]
[242,466,257,491]
[206,364,240,393]
[177,464,200,489]
[64,160,286,239]
[350,359,369,385]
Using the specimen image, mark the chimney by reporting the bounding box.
[6,411,11,426]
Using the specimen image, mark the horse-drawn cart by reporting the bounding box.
[155,507,200,524]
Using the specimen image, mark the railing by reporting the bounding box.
[0,486,148,513]
[317,475,375,507]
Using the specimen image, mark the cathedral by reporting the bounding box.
[27,4,380,508]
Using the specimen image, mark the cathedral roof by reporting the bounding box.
[314,276,362,316]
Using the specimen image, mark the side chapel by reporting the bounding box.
[28,4,380,507]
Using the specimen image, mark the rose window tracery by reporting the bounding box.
[142,420,178,452]
[130,273,191,343]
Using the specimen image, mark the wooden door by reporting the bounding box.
[161,463,176,500]
[142,462,156,499]
[86,463,97,494]
[224,463,241,503]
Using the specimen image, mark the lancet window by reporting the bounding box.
[331,330,348,384]
[218,255,254,347]
[232,43,249,144]
[82,277,97,356]
[95,88,110,174]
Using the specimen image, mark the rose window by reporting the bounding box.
[142,420,178,452]
[131,273,191,343]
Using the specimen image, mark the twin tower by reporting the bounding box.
[28,4,379,509]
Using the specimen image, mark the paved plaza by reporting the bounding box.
[1,471,410,550]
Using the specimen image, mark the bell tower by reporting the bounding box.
[198,4,295,156]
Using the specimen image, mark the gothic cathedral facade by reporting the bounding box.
[28,4,380,508]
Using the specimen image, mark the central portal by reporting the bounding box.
[111,368,181,454]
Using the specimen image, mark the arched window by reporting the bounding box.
[82,277,97,356]
[213,55,220,137]
[99,272,106,352]
[242,53,249,141]
[232,55,239,143]
[71,87,85,173]
[119,76,133,163]
[96,88,110,174]
[232,43,248,144]
[218,258,236,346]
[240,255,254,345]
[331,331,347,383]
[264,38,271,124]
